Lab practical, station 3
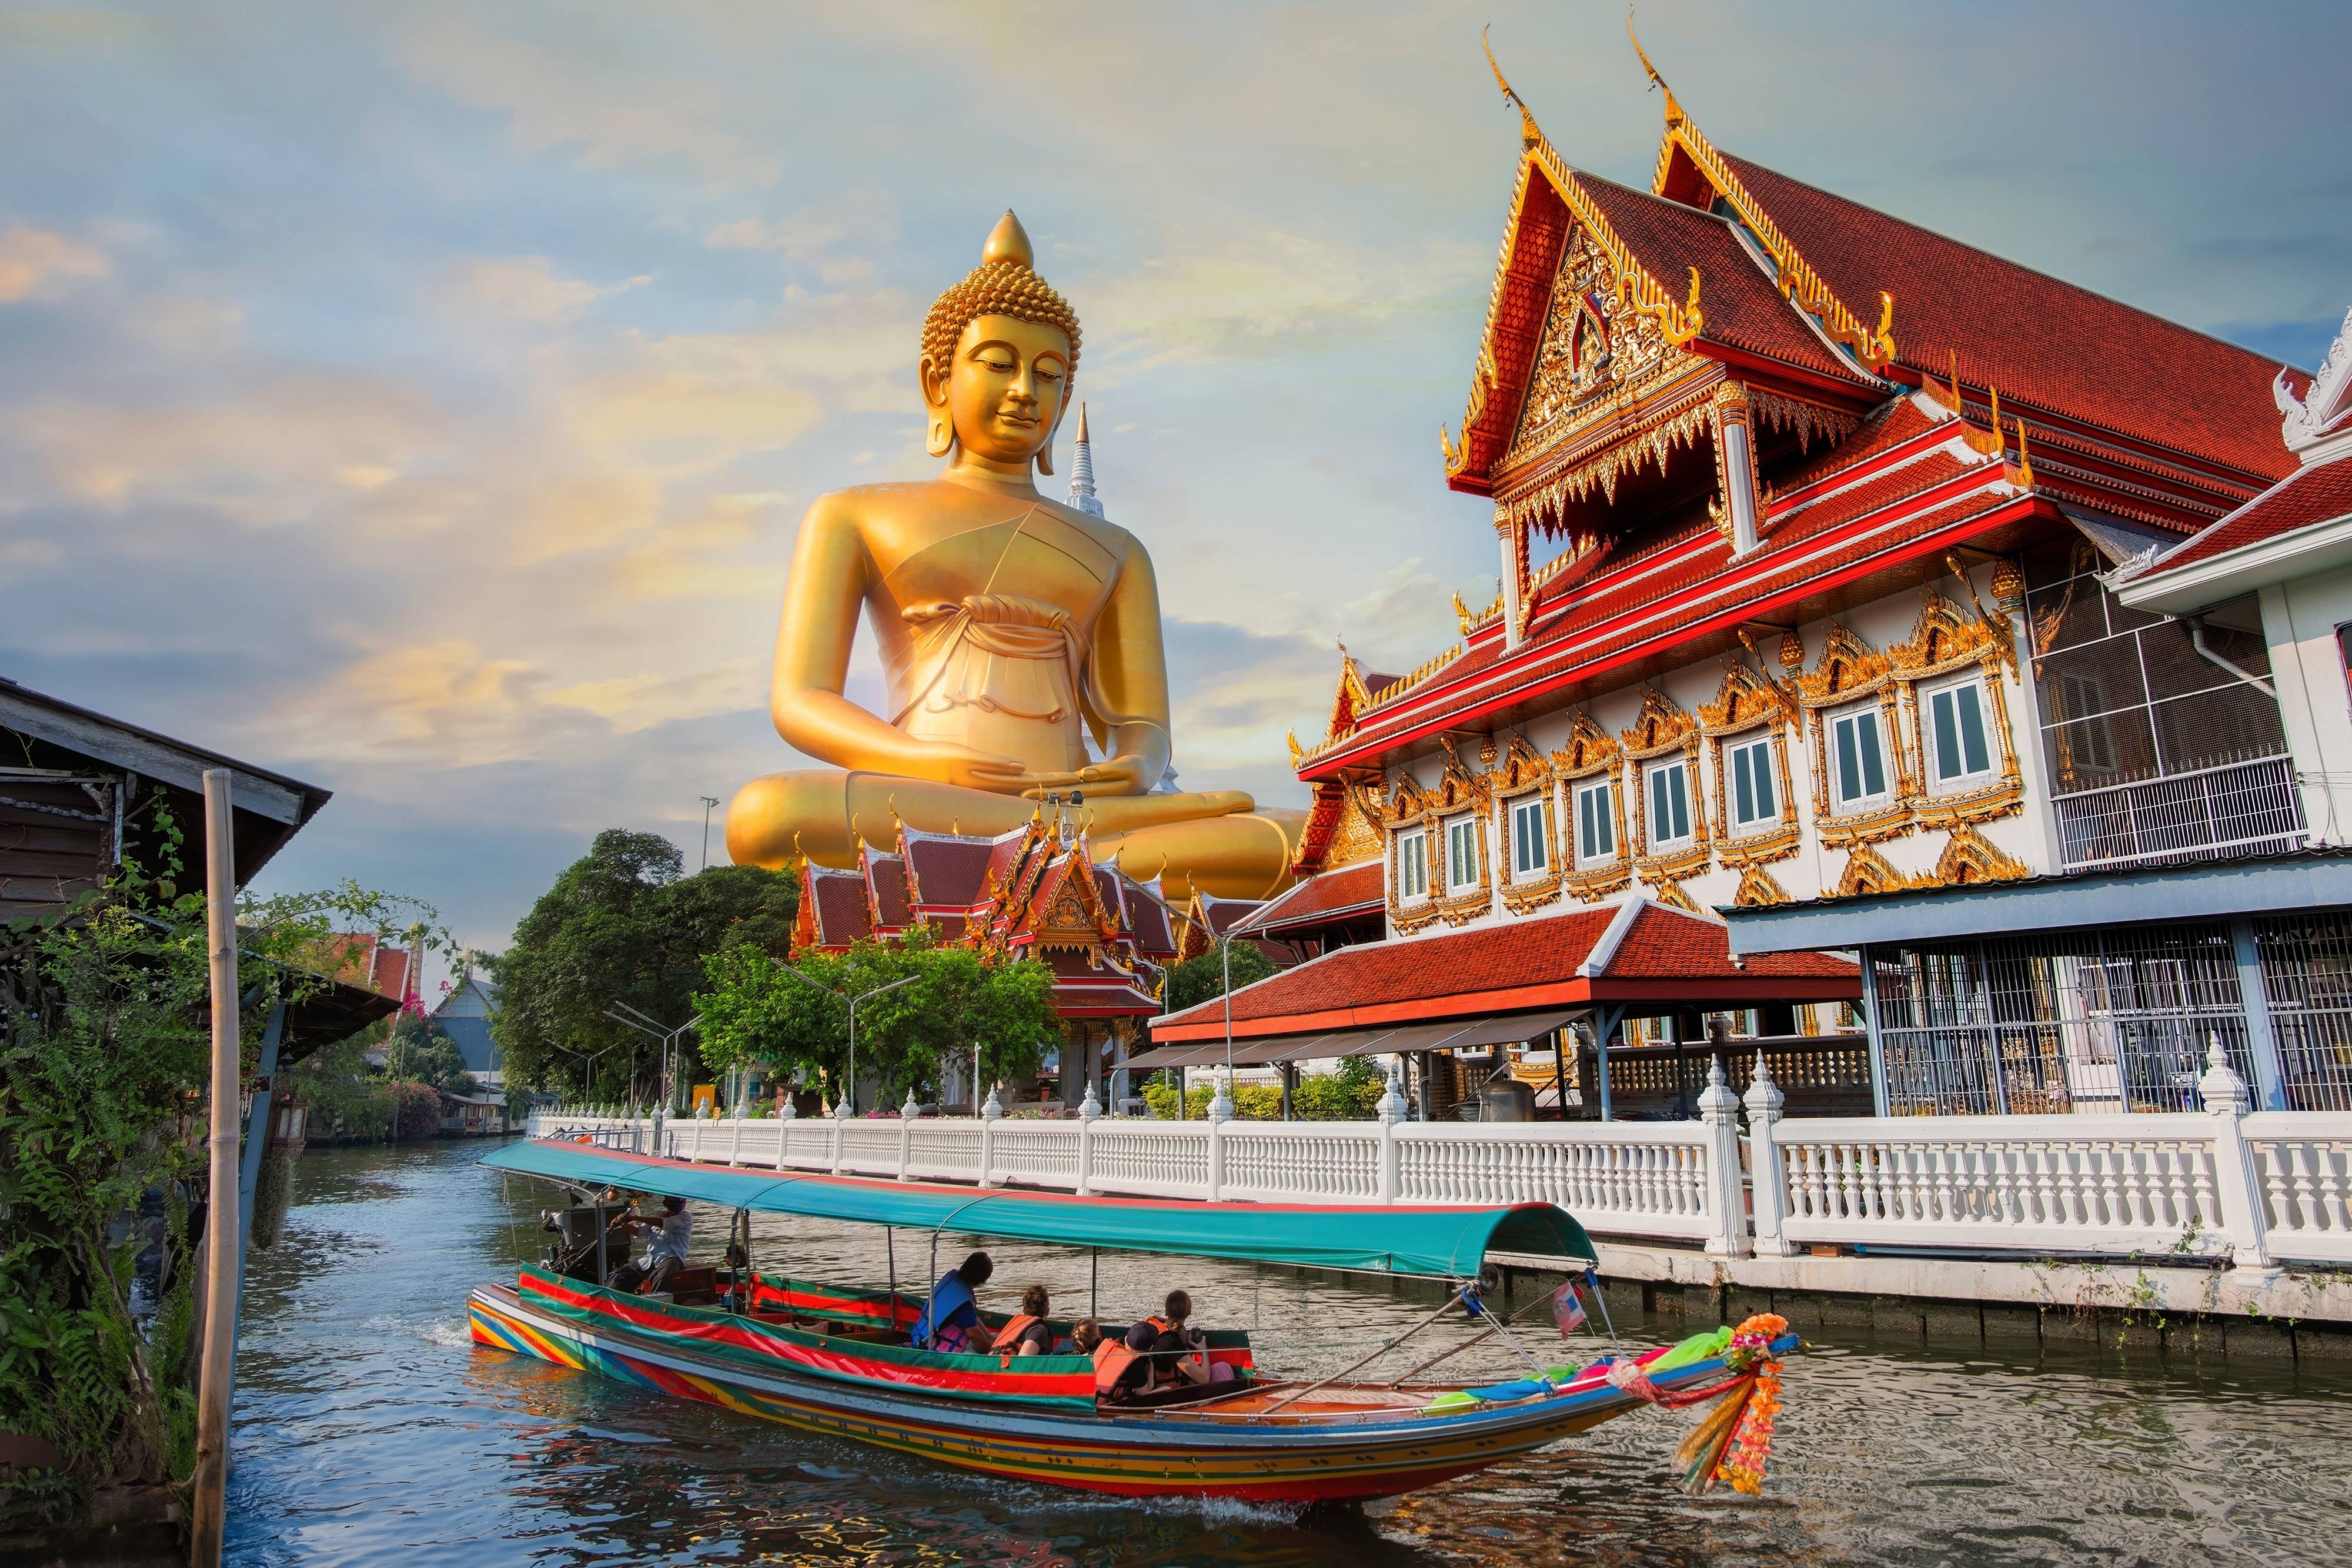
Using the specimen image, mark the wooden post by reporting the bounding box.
[189,771,240,1567]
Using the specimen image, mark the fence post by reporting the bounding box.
[729,1112,744,1168]
[1377,1058,1408,1204]
[1076,1081,1101,1196]
[898,1088,919,1181]
[831,1097,849,1176]
[1744,1051,1792,1257]
[776,1092,794,1171]
[1698,1056,1751,1258]
[1205,1071,1232,1203]
[2199,1037,2274,1270]
[978,1083,1003,1188]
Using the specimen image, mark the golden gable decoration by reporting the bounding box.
[1924,825,2030,888]
[1831,845,1910,900]
[1550,711,1622,779]
[1893,590,2025,830]
[1619,687,1710,884]
[1653,880,1701,914]
[1733,865,1792,907]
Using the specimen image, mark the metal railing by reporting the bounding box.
[2053,754,2303,871]
[527,1048,2352,1269]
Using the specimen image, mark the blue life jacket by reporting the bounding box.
[911,1271,975,1350]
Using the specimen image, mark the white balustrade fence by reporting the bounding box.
[528,1047,2352,1269]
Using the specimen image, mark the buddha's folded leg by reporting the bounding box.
[726,771,1281,872]
[1090,809,1308,902]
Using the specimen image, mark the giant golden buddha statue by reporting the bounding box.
[726,212,1304,899]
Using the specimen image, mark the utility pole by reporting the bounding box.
[189,771,240,1567]
[771,961,918,1116]
[699,796,721,871]
[604,1003,697,1139]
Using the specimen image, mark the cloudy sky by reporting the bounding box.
[4,1,2346,959]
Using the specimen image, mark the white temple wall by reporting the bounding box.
[2261,571,2352,847]
[1379,564,2054,940]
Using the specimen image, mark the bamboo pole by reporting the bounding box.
[189,771,240,1567]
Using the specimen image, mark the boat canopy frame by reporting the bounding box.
[483,1139,1596,1282]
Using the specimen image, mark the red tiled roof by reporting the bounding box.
[867,854,912,928]
[904,834,994,908]
[1152,902,1855,1039]
[2137,460,2352,579]
[807,868,873,947]
[1232,860,1384,937]
[1580,176,1866,386]
[1773,397,1940,495]
[1718,153,2297,482]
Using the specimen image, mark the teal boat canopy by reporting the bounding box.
[483,1139,1596,1281]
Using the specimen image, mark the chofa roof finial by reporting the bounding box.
[1626,11,1684,128]
[1482,25,1544,148]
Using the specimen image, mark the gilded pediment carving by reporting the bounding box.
[1550,711,1622,779]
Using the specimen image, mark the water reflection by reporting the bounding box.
[224,1141,2351,1567]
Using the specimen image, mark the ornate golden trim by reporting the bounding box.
[1830,845,1909,900]
[1700,661,1800,868]
[1641,64,1895,373]
[1621,688,1712,881]
[1890,591,2024,831]
[1500,392,1715,537]
[1492,734,1563,913]
[1921,825,2030,888]
[1796,623,1919,847]
[1653,880,1702,914]
[1733,865,1793,907]
[1748,389,1865,456]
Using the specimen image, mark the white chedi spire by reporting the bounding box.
[1066,402,1105,517]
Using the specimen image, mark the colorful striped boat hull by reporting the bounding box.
[468,1280,1746,1503]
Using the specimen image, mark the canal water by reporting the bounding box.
[225,1139,2351,1567]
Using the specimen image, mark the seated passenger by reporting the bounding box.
[1091,1290,1228,1402]
[608,1196,691,1295]
[910,1251,996,1353]
[995,1285,1055,1357]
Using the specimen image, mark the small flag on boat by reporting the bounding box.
[1551,1279,1588,1338]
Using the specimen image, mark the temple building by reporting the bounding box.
[1152,38,2337,1118]
[792,810,1245,1108]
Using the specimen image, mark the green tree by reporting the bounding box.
[490,830,799,1101]
[697,926,1055,1108]
[382,1015,475,1095]
[0,823,453,1523]
[1165,941,1277,1014]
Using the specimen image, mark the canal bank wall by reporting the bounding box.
[1488,1241,2352,1361]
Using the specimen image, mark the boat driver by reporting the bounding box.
[911,1251,996,1352]
[610,1196,691,1295]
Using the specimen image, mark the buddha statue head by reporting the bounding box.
[919,211,1082,475]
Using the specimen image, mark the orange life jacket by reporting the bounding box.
[1092,1315,1192,1398]
[994,1313,1044,1359]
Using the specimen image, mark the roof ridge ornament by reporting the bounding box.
[1626,11,1685,129]
[1482,25,1544,147]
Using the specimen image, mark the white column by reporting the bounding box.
[978,1082,1003,1189]
[1744,1052,1792,1257]
[1720,416,1760,555]
[1076,1081,1101,1196]
[2199,1038,2275,1271]
[897,1088,919,1181]
[1377,1058,1408,1203]
[1698,1056,1751,1258]
[1205,1073,1232,1203]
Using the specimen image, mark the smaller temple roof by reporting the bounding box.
[1150,896,1855,1043]
[1229,860,1384,940]
[900,827,996,911]
[865,852,913,930]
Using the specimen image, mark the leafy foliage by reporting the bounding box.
[0,811,454,1524]
[696,924,1057,1107]
[1164,941,1277,1014]
[382,1016,475,1095]
[1141,1059,1385,1122]
[491,831,799,1101]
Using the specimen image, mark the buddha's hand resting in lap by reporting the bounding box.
[1018,754,1155,798]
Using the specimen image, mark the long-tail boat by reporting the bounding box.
[469,1136,1793,1504]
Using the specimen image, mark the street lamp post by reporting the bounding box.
[603,1003,698,1141]
[772,961,918,1116]
[1121,881,1241,1121]
[698,796,721,871]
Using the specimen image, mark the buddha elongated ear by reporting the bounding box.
[1036,399,1070,477]
[919,356,955,458]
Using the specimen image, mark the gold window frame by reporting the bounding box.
[1491,733,1562,914]
[1795,623,1917,848]
[1889,591,2024,831]
[1621,688,1712,885]
[1550,711,1632,901]
[1699,661,1800,870]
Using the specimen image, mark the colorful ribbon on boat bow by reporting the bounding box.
[1670,1313,1788,1496]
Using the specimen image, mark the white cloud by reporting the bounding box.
[453,256,649,323]
[0,228,108,302]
